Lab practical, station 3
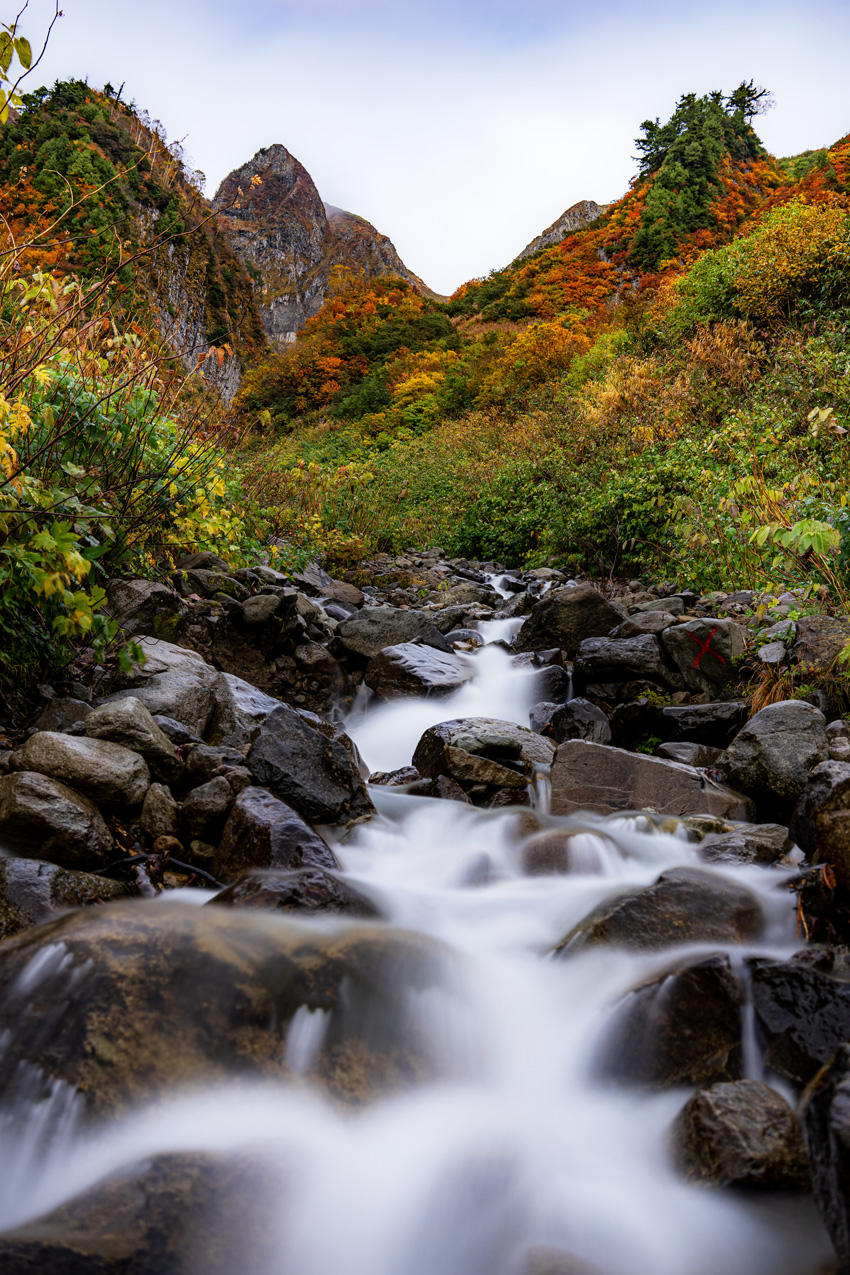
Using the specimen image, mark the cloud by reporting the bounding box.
[17,0,850,293]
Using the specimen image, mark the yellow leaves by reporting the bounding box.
[733,199,850,319]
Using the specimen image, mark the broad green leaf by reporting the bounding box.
[13,37,31,69]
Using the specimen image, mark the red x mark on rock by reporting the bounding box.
[688,626,726,669]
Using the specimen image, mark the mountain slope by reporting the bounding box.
[514,199,603,262]
[213,145,435,345]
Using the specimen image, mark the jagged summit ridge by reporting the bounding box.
[214,144,433,344]
[515,199,603,262]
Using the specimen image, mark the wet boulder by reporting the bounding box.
[550,740,753,820]
[0,771,113,870]
[749,950,850,1087]
[660,618,745,694]
[790,761,850,888]
[206,673,282,750]
[0,855,126,940]
[673,1080,810,1190]
[698,823,791,865]
[180,776,235,844]
[804,1042,850,1267]
[720,700,830,817]
[609,610,678,639]
[573,634,670,688]
[213,786,339,882]
[520,828,614,876]
[364,642,475,699]
[248,705,374,825]
[0,901,451,1116]
[140,782,179,842]
[105,576,187,638]
[106,638,221,736]
[209,867,378,917]
[513,584,624,657]
[337,606,452,659]
[596,954,743,1088]
[12,733,149,810]
[529,698,612,745]
[556,867,763,954]
[659,701,749,748]
[84,696,179,780]
[413,718,554,792]
[655,741,721,767]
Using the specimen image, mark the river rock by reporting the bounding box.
[0,771,113,869]
[550,740,753,820]
[673,1080,810,1189]
[0,901,451,1114]
[609,610,678,638]
[84,695,179,778]
[573,634,669,688]
[655,741,721,767]
[209,867,378,917]
[720,700,830,816]
[529,698,612,745]
[140,782,179,842]
[13,733,149,810]
[698,823,791,865]
[364,642,475,699]
[794,615,850,673]
[105,576,187,638]
[749,950,850,1087]
[107,638,221,736]
[412,718,555,791]
[337,606,452,659]
[804,1042,850,1266]
[660,618,745,693]
[0,855,126,940]
[213,786,339,882]
[206,672,282,749]
[513,584,624,657]
[596,954,743,1087]
[556,867,763,954]
[659,701,749,748]
[181,776,235,843]
[28,696,92,734]
[248,705,373,825]
[790,761,850,887]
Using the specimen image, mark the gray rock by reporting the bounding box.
[699,823,791,865]
[661,618,745,692]
[179,568,250,601]
[596,954,744,1088]
[804,1042,850,1265]
[105,577,187,638]
[631,595,685,615]
[240,591,290,625]
[185,744,247,786]
[140,783,179,842]
[750,951,850,1087]
[0,771,113,869]
[794,615,850,673]
[790,760,850,887]
[28,697,92,734]
[557,867,763,954]
[338,606,452,659]
[413,718,554,791]
[574,634,669,686]
[609,611,678,638]
[655,741,722,767]
[207,673,282,749]
[0,855,126,940]
[550,740,753,820]
[758,641,787,666]
[513,583,624,657]
[181,776,234,843]
[248,707,373,825]
[673,1080,810,1189]
[364,642,475,699]
[659,701,748,748]
[13,732,149,809]
[529,698,611,745]
[209,867,377,917]
[84,696,178,777]
[721,700,829,815]
[108,638,220,736]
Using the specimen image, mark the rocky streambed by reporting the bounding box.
[0,552,849,1273]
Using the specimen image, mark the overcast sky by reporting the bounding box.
[16,0,850,293]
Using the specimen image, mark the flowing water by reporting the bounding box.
[0,620,833,1273]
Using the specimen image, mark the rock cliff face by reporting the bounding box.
[214,145,433,345]
[514,199,603,262]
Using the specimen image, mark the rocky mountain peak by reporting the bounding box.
[515,198,603,262]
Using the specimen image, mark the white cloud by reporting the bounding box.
[16,0,850,293]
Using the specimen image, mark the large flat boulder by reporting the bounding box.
[573,634,669,688]
[248,707,374,825]
[13,733,149,810]
[550,739,753,819]
[365,642,474,699]
[413,718,555,790]
[337,606,452,659]
[0,771,113,869]
[513,583,624,657]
